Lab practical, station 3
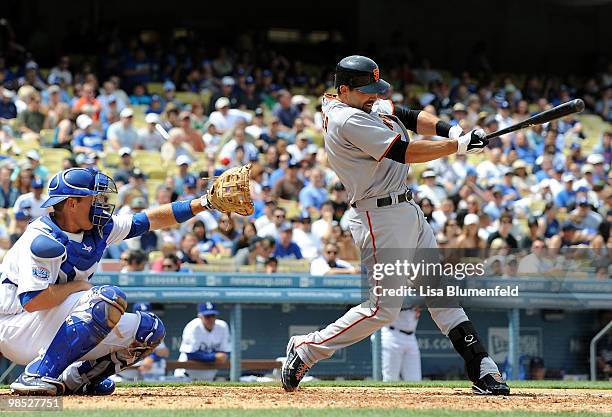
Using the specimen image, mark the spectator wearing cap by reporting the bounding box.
[175,302,231,382]
[117,168,148,208]
[311,242,359,276]
[586,153,606,183]
[495,100,513,130]
[99,94,120,132]
[11,149,47,185]
[179,111,205,152]
[236,76,261,110]
[43,84,69,129]
[173,155,196,195]
[555,174,577,209]
[112,147,135,185]
[146,95,164,115]
[287,133,311,163]
[570,198,603,234]
[137,113,165,151]
[72,82,102,120]
[483,185,506,221]
[161,80,180,109]
[272,89,299,128]
[272,159,303,202]
[273,224,303,260]
[456,213,486,255]
[161,128,195,165]
[72,114,104,153]
[0,88,17,119]
[203,122,222,154]
[108,107,139,150]
[10,209,31,244]
[329,182,349,222]
[17,61,46,90]
[258,207,288,240]
[292,215,322,260]
[180,175,199,200]
[549,221,581,249]
[451,102,468,126]
[299,168,328,217]
[208,97,252,134]
[417,170,446,208]
[18,93,46,135]
[519,216,543,250]
[255,199,278,231]
[48,55,72,86]
[499,168,520,202]
[12,177,48,219]
[209,76,240,113]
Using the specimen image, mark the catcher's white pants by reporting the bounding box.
[294,201,468,367]
[380,326,421,381]
[0,291,140,365]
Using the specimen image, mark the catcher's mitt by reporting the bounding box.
[202,164,254,216]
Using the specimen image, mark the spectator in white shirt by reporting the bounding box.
[292,216,322,260]
[108,107,140,150]
[287,133,311,162]
[219,126,258,165]
[311,243,359,276]
[208,97,252,134]
[517,239,553,275]
[258,207,287,240]
[12,178,48,219]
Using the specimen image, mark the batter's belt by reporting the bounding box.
[351,189,413,210]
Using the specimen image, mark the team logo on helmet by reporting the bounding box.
[373,68,380,81]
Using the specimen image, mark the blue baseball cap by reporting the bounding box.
[466,167,477,177]
[15,210,31,221]
[184,175,197,189]
[133,303,152,313]
[32,178,44,189]
[198,302,219,316]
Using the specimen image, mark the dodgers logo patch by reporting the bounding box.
[32,266,50,280]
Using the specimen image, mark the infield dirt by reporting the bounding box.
[2,386,609,413]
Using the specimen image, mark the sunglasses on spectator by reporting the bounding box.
[326,250,338,255]
[275,214,285,218]
[162,263,176,269]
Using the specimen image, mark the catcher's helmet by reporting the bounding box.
[334,55,390,94]
[42,168,117,234]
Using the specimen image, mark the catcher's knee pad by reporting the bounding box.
[448,320,488,382]
[26,285,127,379]
[85,285,128,330]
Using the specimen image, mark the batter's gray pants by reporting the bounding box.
[294,200,469,367]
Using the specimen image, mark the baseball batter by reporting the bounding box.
[0,167,233,396]
[282,55,509,395]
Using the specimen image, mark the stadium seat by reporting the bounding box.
[176,92,200,105]
[39,129,55,147]
[146,82,164,95]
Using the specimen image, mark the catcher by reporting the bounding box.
[1,165,251,395]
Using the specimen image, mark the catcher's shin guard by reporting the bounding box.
[62,311,165,393]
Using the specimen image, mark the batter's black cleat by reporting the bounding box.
[281,337,311,392]
[10,373,66,396]
[472,372,510,395]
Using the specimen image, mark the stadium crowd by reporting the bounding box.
[0,36,610,278]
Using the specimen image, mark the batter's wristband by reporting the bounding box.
[171,200,195,223]
[435,120,452,138]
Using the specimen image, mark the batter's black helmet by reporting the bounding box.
[334,55,390,94]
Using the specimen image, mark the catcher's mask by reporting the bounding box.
[42,168,117,236]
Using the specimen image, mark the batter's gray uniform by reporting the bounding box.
[293,95,468,367]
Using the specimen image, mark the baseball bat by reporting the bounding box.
[484,99,584,140]
[155,123,170,140]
